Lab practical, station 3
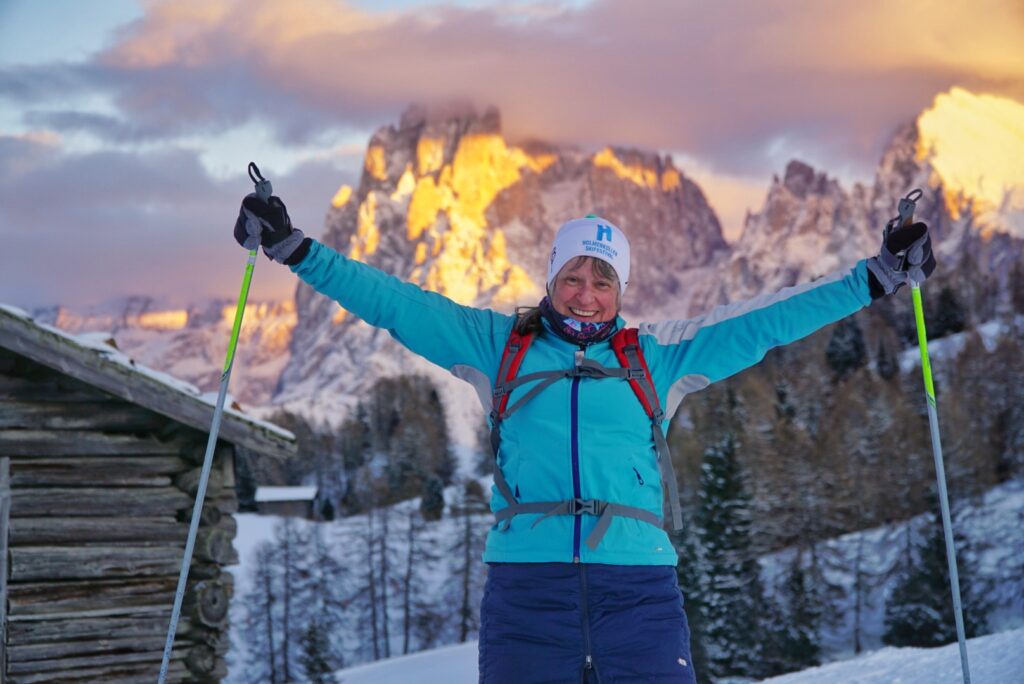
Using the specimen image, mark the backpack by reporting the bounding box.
[488,327,683,550]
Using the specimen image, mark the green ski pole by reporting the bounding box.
[157,162,271,683]
[891,188,971,684]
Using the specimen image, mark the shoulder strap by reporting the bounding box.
[610,328,661,420]
[494,329,535,416]
[610,328,683,530]
[488,329,536,509]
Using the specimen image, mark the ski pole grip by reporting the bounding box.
[248,162,273,203]
[898,188,923,228]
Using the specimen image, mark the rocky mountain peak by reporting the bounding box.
[278,104,729,434]
[782,159,825,199]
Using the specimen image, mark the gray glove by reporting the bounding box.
[866,221,935,298]
[233,193,309,264]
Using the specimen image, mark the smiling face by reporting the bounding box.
[549,256,621,323]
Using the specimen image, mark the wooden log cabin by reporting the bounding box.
[0,305,297,683]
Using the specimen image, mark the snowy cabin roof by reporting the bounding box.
[255,486,318,502]
[0,303,296,460]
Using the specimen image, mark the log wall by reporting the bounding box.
[0,349,239,683]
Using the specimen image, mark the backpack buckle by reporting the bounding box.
[626,368,646,380]
[568,498,604,516]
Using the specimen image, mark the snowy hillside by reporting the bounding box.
[224,478,1024,682]
[320,627,1024,683]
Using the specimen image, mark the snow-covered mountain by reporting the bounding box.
[275,88,1024,454]
[33,296,295,409]
[34,87,1024,453]
[273,102,729,440]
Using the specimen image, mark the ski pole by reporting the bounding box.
[892,189,971,684]
[157,162,271,683]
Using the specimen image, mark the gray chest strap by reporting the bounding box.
[489,345,682,550]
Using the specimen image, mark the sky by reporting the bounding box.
[1,0,1022,309]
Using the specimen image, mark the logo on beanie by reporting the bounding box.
[596,225,613,242]
[549,245,557,267]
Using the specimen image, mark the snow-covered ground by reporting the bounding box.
[759,627,1023,684]
[322,628,1024,683]
[225,478,1023,681]
[760,479,1024,658]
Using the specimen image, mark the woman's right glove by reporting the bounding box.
[233,194,311,265]
[865,221,935,298]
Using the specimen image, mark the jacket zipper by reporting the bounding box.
[571,347,584,562]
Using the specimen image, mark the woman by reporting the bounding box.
[236,198,933,683]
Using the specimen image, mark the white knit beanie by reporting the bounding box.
[547,216,631,295]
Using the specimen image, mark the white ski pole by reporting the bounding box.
[157,162,271,683]
[892,189,971,684]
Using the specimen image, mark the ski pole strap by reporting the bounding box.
[494,498,663,550]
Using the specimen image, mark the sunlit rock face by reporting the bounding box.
[279,104,726,430]
[867,88,1024,287]
[726,87,1024,313]
[35,298,296,407]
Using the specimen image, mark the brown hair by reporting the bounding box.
[513,256,621,335]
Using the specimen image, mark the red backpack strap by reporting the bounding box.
[610,328,663,421]
[610,328,683,530]
[488,329,536,509]
[493,329,535,417]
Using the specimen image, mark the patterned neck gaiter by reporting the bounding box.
[539,296,618,346]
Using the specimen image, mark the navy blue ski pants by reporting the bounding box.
[479,563,696,683]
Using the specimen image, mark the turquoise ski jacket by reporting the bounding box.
[292,240,873,566]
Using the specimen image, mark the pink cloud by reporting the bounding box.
[71,0,1023,174]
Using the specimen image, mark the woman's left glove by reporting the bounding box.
[233,193,310,265]
[866,221,935,298]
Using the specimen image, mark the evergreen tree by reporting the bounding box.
[882,494,988,647]
[694,390,769,679]
[1010,259,1024,315]
[825,316,867,382]
[299,616,338,684]
[765,555,821,674]
[929,286,967,339]
[420,475,445,521]
[875,338,899,381]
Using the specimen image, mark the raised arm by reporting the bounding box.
[291,240,510,374]
[233,190,510,380]
[642,260,872,392]
[641,218,934,413]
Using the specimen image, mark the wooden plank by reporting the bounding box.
[0,431,184,457]
[10,546,184,581]
[8,635,167,664]
[7,577,178,617]
[7,646,186,674]
[1,457,9,682]
[5,612,206,645]
[0,310,296,460]
[6,655,190,684]
[11,487,191,517]
[10,457,186,488]
[0,402,166,431]
[8,517,186,546]
[0,372,115,404]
